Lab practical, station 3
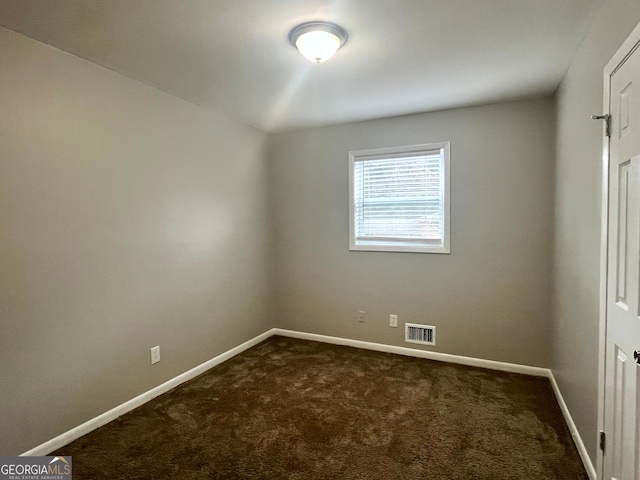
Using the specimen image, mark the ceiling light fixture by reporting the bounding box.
[289,22,348,63]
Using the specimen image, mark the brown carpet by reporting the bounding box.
[54,336,588,479]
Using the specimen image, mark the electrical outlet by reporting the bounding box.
[389,314,398,328]
[358,311,365,323]
[150,346,161,364]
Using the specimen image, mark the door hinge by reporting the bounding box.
[600,430,606,453]
[592,114,611,137]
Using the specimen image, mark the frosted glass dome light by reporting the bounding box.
[289,22,348,63]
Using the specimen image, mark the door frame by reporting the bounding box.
[598,20,640,480]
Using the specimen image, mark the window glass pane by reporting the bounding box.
[353,150,444,246]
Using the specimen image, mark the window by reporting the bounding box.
[349,142,450,254]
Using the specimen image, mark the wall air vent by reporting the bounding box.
[405,323,436,346]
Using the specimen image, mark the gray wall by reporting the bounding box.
[553,0,640,464]
[270,99,555,367]
[0,28,273,455]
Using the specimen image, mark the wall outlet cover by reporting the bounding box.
[150,346,161,364]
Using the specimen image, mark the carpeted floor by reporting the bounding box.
[54,336,588,479]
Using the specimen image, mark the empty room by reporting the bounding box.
[2,1,640,479]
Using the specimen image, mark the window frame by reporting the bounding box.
[348,142,451,254]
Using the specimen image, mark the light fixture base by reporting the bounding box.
[289,21,348,63]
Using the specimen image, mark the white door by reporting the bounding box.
[604,39,640,480]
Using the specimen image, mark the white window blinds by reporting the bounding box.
[349,143,450,253]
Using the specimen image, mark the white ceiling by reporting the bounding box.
[0,0,601,132]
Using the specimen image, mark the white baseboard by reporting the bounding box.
[21,329,275,456]
[272,328,549,376]
[548,373,597,480]
[22,326,595,480]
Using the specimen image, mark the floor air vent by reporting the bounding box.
[405,323,436,346]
